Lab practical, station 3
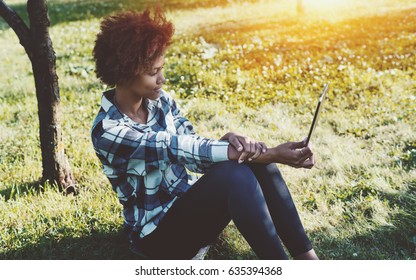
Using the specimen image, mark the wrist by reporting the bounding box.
[227,142,280,164]
[221,132,232,140]
[248,146,278,164]
[227,143,239,160]
[264,147,279,164]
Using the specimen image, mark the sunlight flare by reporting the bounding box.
[303,0,355,9]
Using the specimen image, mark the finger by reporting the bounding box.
[248,141,256,159]
[298,146,313,162]
[240,137,253,157]
[238,151,249,163]
[229,137,244,152]
[296,149,306,163]
[249,142,262,161]
[301,156,315,169]
[305,160,314,169]
[238,139,251,163]
[244,141,254,162]
[241,139,251,153]
[310,154,316,165]
[288,163,302,169]
[307,140,313,151]
[291,139,308,149]
[259,142,267,153]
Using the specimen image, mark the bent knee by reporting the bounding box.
[210,161,258,190]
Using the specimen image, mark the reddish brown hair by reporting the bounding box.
[93,8,174,86]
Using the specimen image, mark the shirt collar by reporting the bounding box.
[101,88,124,121]
[144,97,160,110]
[101,88,163,121]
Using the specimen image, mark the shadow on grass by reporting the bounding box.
[1,189,414,260]
[0,228,141,260]
[1,175,413,260]
[208,233,258,260]
[0,229,255,260]
[0,181,45,201]
[310,181,416,260]
[209,177,416,260]
[0,180,77,201]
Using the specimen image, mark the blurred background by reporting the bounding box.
[0,0,415,259]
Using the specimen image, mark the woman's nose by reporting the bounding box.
[157,72,165,85]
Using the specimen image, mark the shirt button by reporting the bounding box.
[170,179,175,183]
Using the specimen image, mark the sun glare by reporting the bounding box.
[303,0,354,9]
[298,0,359,19]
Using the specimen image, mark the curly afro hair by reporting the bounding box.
[93,8,174,86]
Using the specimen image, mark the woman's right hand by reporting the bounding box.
[273,139,315,169]
[221,132,267,163]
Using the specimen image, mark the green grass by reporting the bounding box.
[0,0,415,259]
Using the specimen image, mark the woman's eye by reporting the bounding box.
[149,66,163,76]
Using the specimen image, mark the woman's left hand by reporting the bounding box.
[220,132,267,163]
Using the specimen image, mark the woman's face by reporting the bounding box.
[124,55,166,100]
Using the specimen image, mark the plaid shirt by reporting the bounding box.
[91,89,229,238]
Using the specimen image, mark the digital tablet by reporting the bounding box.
[305,82,330,146]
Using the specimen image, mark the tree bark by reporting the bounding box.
[0,0,76,192]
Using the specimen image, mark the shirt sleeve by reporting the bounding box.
[95,123,229,176]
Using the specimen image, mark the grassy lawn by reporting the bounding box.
[0,0,415,259]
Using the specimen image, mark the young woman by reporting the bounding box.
[91,8,318,260]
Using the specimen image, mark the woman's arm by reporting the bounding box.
[228,139,315,169]
[166,93,313,169]
[94,122,229,176]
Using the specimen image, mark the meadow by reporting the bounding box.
[0,0,415,259]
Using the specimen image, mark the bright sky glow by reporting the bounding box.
[303,0,354,9]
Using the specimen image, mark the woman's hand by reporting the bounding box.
[274,139,315,169]
[221,132,267,163]
[226,137,315,169]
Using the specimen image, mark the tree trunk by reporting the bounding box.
[297,0,304,15]
[0,0,76,193]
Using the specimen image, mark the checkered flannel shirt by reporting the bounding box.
[91,89,230,238]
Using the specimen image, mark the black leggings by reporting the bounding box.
[131,161,312,259]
